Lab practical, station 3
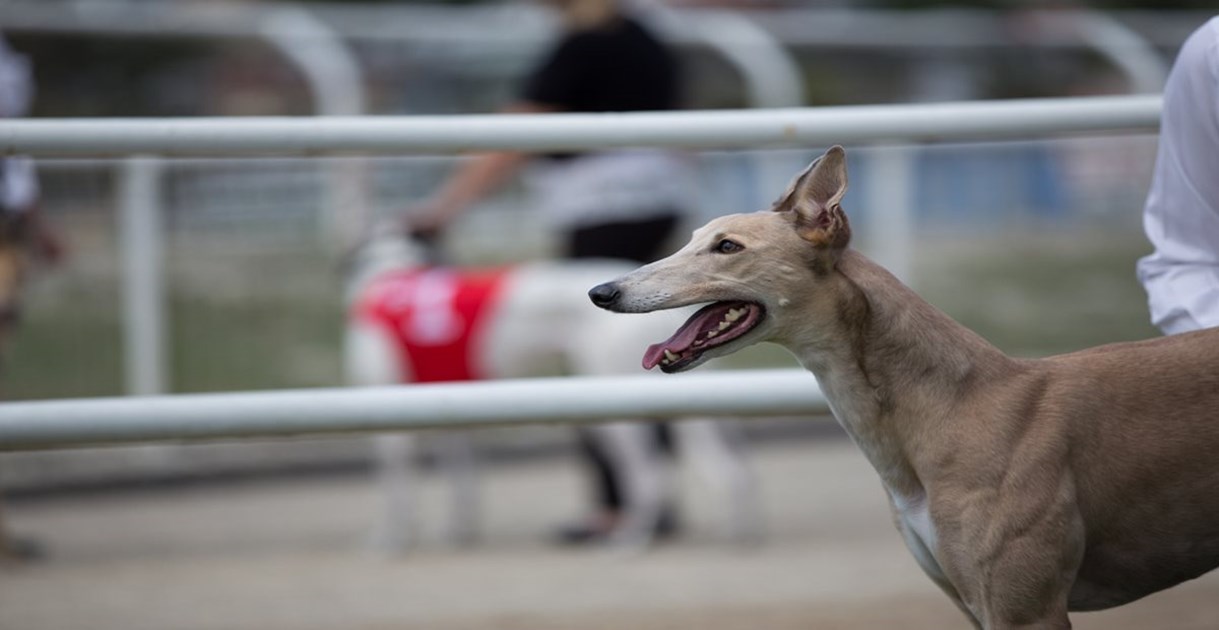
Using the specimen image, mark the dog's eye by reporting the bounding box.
[714,239,743,254]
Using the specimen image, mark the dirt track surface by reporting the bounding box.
[5,439,1219,630]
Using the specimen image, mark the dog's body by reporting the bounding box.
[345,234,760,552]
[591,146,1219,628]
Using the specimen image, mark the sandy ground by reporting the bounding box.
[4,438,1219,630]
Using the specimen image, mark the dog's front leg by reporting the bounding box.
[675,418,762,544]
[933,542,1077,629]
[936,489,1083,629]
[935,535,1074,630]
[372,433,419,554]
[972,564,1075,630]
[885,498,982,629]
[436,432,480,546]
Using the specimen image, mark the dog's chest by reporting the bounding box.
[810,368,950,581]
[892,493,948,582]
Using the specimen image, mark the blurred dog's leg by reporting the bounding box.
[676,419,763,544]
[372,433,418,553]
[436,433,480,546]
[345,321,419,554]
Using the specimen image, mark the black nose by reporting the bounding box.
[588,282,621,308]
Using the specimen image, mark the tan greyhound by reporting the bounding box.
[589,145,1219,629]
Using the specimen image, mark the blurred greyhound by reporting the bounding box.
[344,227,760,553]
[591,146,1219,628]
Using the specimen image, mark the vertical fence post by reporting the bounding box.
[118,155,167,396]
[866,145,915,286]
[260,6,369,250]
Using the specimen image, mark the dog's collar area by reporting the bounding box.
[643,301,764,371]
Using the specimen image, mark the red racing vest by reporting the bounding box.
[354,267,511,383]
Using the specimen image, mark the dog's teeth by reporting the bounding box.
[664,349,680,362]
[718,320,731,331]
[726,308,745,322]
[706,330,718,339]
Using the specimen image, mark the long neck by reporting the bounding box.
[784,250,1014,496]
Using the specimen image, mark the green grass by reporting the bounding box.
[168,293,344,394]
[3,289,345,401]
[916,232,1160,357]
[3,244,348,401]
[3,287,124,400]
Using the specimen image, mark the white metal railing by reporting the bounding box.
[0,95,1164,450]
[0,2,1207,50]
[20,95,1160,400]
[0,370,828,451]
[0,95,1160,157]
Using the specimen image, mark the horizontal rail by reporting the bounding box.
[0,370,829,451]
[0,95,1161,157]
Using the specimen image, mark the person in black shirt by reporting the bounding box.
[406,0,691,545]
[522,5,677,115]
[409,0,688,260]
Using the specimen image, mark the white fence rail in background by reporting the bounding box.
[0,96,1164,449]
[0,96,1160,156]
[0,370,828,451]
[2,95,1164,398]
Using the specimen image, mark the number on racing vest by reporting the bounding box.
[355,268,510,382]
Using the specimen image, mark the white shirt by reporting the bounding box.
[1137,17,1219,335]
[0,35,36,214]
[0,156,38,213]
[0,35,31,119]
[525,149,695,230]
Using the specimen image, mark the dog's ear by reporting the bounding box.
[773,145,851,252]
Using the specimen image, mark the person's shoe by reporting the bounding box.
[553,523,608,545]
[552,508,682,546]
[654,508,681,539]
[551,512,620,546]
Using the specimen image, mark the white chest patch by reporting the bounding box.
[893,494,947,582]
[810,371,950,584]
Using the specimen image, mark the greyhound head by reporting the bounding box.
[589,145,852,372]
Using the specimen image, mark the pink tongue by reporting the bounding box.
[641,310,719,370]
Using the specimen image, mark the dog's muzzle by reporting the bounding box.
[588,282,620,309]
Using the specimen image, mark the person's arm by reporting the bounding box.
[1137,17,1219,334]
[405,102,557,237]
[2,157,63,265]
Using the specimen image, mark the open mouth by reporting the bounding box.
[643,301,765,373]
